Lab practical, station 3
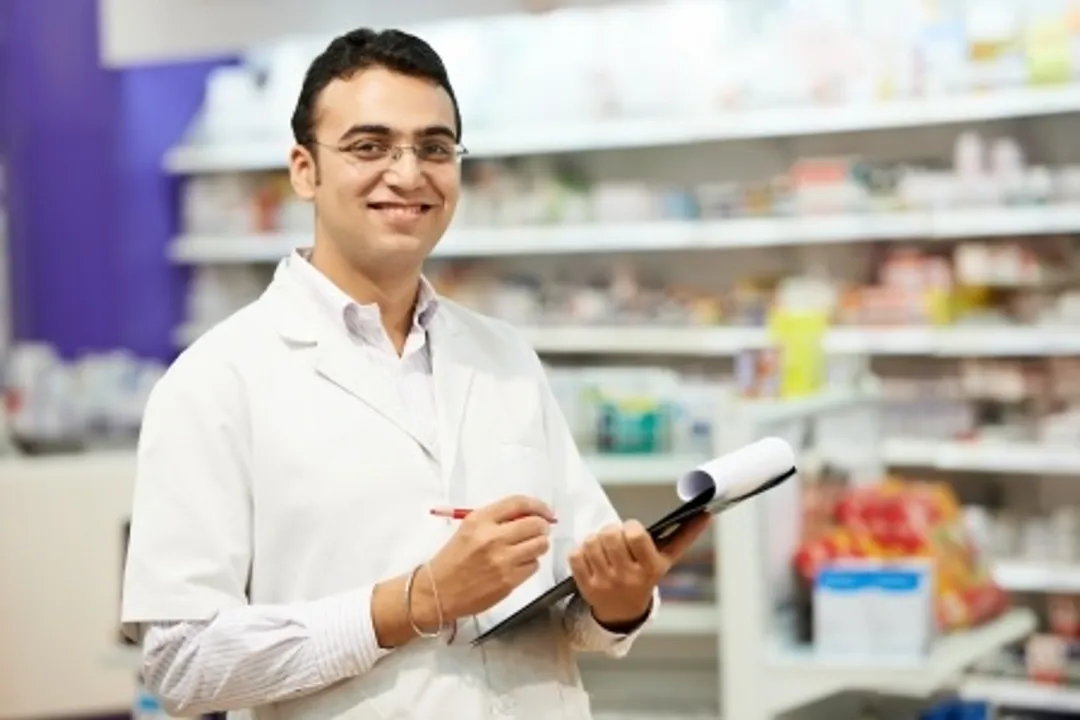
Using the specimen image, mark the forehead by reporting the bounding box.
[314,66,457,139]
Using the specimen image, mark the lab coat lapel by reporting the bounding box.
[311,337,424,446]
[429,309,475,492]
[268,267,424,448]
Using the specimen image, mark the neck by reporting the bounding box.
[308,241,420,352]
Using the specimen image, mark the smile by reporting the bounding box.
[368,203,434,218]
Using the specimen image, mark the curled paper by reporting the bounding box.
[676,436,797,505]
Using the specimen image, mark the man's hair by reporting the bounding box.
[290,28,462,151]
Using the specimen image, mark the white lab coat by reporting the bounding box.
[122,260,652,719]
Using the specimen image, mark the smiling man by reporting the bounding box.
[120,28,710,720]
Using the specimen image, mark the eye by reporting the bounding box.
[348,141,389,159]
[419,142,455,162]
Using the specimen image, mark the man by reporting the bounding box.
[121,28,710,720]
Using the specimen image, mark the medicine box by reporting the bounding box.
[813,559,934,659]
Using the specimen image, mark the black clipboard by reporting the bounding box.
[472,465,796,645]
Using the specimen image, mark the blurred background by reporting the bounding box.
[5,0,1080,718]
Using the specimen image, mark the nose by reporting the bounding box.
[383,148,425,191]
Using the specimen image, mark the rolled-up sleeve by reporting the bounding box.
[562,590,659,656]
[140,587,391,716]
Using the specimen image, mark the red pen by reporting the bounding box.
[429,507,557,523]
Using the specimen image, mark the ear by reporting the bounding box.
[288,144,318,199]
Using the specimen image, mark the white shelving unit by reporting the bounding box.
[176,323,1080,358]
[991,559,1080,594]
[521,326,1080,358]
[715,387,1037,720]
[883,438,1080,475]
[163,86,1080,174]
[169,205,1080,264]
[960,676,1080,713]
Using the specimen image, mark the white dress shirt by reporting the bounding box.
[125,251,655,719]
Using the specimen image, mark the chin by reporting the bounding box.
[370,233,438,263]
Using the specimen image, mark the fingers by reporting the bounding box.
[658,513,713,563]
[568,545,593,583]
[570,520,673,583]
[500,515,551,545]
[507,534,550,566]
[508,559,541,586]
[623,519,665,575]
[599,526,633,575]
[480,494,556,524]
[580,523,640,580]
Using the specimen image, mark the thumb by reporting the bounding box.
[659,513,713,562]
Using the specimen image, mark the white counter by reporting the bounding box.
[0,451,137,719]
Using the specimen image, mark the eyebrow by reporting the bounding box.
[338,123,457,143]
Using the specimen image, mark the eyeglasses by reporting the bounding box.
[314,139,468,166]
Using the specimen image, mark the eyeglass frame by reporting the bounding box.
[310,138,469,167]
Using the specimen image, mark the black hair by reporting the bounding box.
[290,28,462,151]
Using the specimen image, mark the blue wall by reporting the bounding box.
[0,0,233,361]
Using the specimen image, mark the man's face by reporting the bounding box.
[290,66,460,272]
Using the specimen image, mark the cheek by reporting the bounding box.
[436,181,460,215]
[332,174,379,210]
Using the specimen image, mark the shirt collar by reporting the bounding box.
[286,249,439,338]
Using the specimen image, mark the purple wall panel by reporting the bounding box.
[115,59,233,359]
[2,0,120,356]
[1,0,234,360]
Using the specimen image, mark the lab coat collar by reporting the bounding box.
[271,254,448,344]
[285,249,440,341]
[266,258,475,478]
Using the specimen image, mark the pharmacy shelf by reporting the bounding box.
[717,390,1037,719]
[991,560,1080,594]
[167,205,1080,264]
[883,438,1080,475]
[168,215,923,263]
[586,453,706,486]
[163,86,1080,174]
[960,677,1080,713]
[523,326,1080,358]
[524,325,766,356]
[174,321,1080,357]
[741,386,880,426]
[645,602,719,636]
[765,609,1037,715]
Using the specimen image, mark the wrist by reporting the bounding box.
[408,568,442,633]
[591,597,653,634]
[424,557,459,623]
[370,568,444,649]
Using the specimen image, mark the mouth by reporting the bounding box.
[368,202,434,219]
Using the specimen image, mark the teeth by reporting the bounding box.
[374,205,425,217]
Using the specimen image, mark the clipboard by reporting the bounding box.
[472,457,797,645]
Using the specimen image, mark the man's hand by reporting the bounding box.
[426,495,555,622]
[569,513,713,630]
